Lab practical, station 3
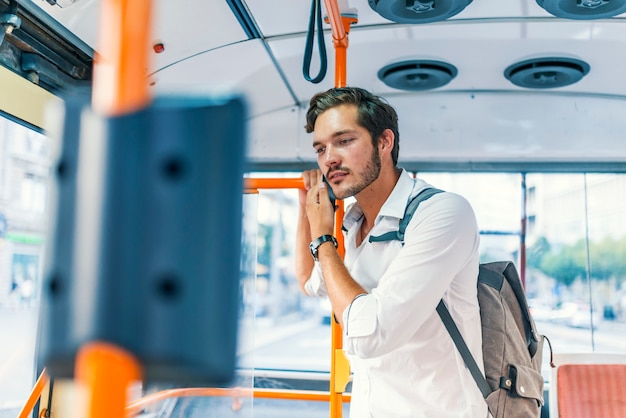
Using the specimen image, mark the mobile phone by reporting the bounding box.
[322,176,336,209]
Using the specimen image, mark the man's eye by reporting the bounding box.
[315,147,325,154]
[340,138,353,145]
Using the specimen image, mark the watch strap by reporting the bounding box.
[310,234,338,260]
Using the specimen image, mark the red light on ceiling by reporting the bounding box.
[153,43,165,54]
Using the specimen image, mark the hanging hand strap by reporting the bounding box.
[302,0,327,83]
[436,300,492,398]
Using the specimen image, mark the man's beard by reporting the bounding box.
[333,146,381,200]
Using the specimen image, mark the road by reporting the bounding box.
[537,319,626,353]
[238,315,330,372]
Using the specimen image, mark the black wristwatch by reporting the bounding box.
[309,234,338,261]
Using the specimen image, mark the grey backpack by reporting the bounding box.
[369,187,551,418]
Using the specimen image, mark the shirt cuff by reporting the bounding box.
[304,263,328,297]
[342,293,376,337]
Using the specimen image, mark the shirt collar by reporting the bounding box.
[375,169,416,221]
[343,168,420,230]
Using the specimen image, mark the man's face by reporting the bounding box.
[312,104,381,200]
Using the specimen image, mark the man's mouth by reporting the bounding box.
[327,171,348,181]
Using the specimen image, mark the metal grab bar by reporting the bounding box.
[319,2,356,416]
[92,0,152,116]
[126,387,352,416]
[21,177,350,417]
[17,368,49,418]
[322,0,357,88]
[17,369,352,418]
[244,177,305,192]
[126,176,350,417]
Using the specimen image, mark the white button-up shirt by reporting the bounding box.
[305,170,489,418]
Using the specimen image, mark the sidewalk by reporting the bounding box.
[237,312,320,356]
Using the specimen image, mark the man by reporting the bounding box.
[295,87,488,417]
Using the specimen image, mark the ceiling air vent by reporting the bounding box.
[537,0,626,20]
[378,60,458,91]
[504,57,590,89]
[368,0,472,24]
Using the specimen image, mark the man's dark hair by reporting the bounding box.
[305,87,400,166]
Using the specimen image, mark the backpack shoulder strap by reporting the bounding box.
[437,301,492,398]
[369,187,444,243]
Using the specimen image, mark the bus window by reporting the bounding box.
[419,173,523,263]
[526,173,626,355]
[241,172,626,371]
[240,182,332,375]
[0,114,52,416]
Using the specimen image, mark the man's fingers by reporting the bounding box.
[302,169,322,190]
[318,178,327,195]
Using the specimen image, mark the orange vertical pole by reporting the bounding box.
[323,0,357,88]
[75,342,142,418]
[76,0,150,416]
[92,0,152,116]
[322,2,358,417]
[329,202,349,418]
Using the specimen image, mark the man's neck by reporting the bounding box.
[355,166,402,229]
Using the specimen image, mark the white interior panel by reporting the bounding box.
[390,93,626,162]
[248,107,305,163]
[150,40,295,118]
[150,1,249,72]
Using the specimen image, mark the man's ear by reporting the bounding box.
[378,128,395,156]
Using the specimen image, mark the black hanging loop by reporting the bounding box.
[302,0,327,84]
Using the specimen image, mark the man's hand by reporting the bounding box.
[305,170,335,239]
[299,169,318,208]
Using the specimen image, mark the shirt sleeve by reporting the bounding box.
[304,262,328,297]
[342,192,480,359]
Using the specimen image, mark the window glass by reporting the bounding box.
[238,182,330,374]
[242,172,527,376]
[245,172,626,381]
[526,173,626,355]
[0,116,51,415]
[418,172,522,263]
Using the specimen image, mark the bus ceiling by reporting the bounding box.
[3,0,626,171]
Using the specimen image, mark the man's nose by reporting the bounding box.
[324,145,340,168]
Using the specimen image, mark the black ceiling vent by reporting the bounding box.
[378,60,458,91]
[504,57,590,89]
[537,0,626,20]
[368,0,472,24]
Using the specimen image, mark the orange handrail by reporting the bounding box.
[23,178,350,417]
[92,0,152,116]
[18,370,352,418]
[76,342,142,418]
[126,387,352,416]
[124,177,349,417]
[330,202,349,418]
[17,368,49,418]
[76,0,151,416]
[244,177,305,192]
[321,2,357,417]
[323,0,358,88]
